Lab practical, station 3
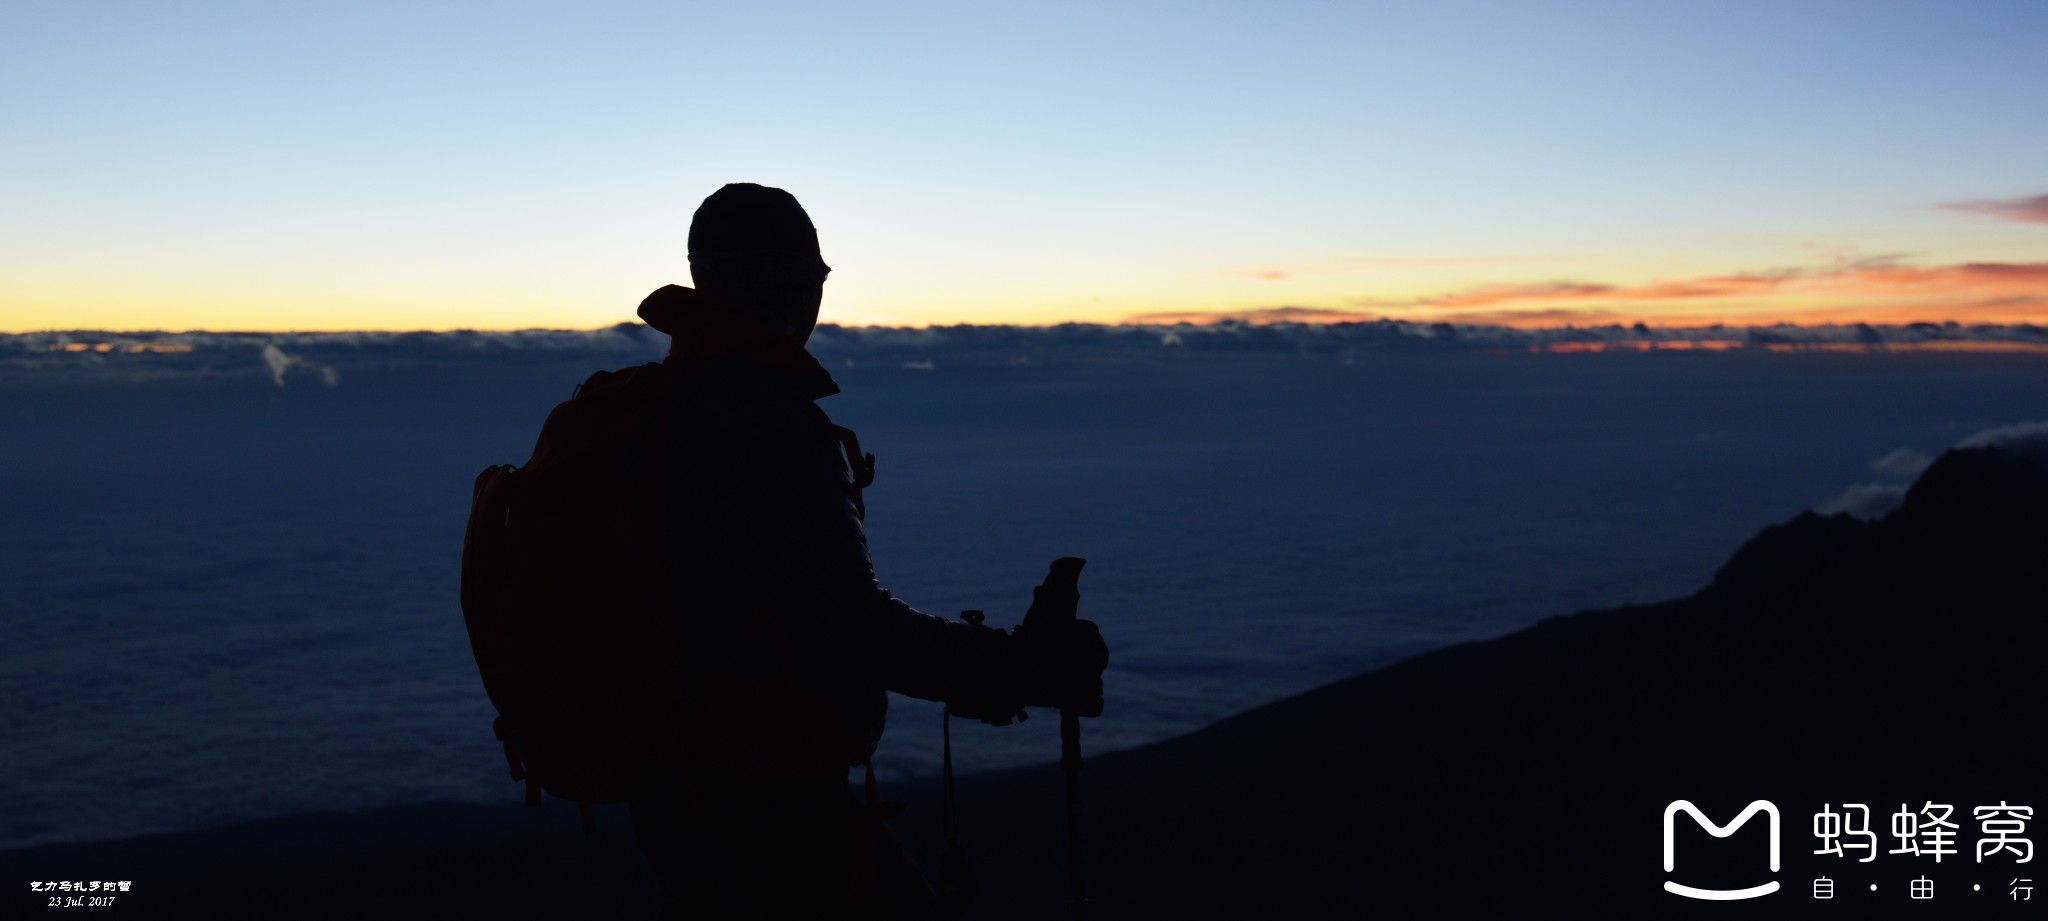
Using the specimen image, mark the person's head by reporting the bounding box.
[688,183,831,343]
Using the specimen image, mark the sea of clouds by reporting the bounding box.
[7,317,2048,384]
[2,322,2044,850]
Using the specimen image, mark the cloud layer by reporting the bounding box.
[1144,257,2048,328]
[7,318,2048,386]
[1941,193,2048,225]
[1820,420,2048,519]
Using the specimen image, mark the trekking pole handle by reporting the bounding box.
[1020,557,1085,632]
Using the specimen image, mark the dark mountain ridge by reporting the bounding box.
[933,439,2046,917]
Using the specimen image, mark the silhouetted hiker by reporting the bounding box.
[614,183,1107,919]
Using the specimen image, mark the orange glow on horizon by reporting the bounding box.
[1526,340,2048,355]
[1110,304,2048,331]
[7,257,2044,334]
[1119,259,2048,331]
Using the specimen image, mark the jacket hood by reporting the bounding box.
[636,284,840,401]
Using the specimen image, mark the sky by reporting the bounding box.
[2,0,2044,333]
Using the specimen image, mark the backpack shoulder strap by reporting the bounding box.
[827,421,876,521]
[798,402,877,522]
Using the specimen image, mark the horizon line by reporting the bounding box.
[9,316,2045,337]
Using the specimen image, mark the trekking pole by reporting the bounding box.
[1060,700,1086,921]
[1021,557,1091,921]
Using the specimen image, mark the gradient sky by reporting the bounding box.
[3,0,2044,332]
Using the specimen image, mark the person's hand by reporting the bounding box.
[948,618,1108,726]
[1013,618,1107,718]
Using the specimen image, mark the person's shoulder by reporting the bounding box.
[665,360,832,447]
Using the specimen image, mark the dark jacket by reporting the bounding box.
[637,288,991,776]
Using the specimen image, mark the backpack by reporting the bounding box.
[460,359,876,833]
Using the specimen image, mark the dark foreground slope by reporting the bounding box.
[7,442,2042,919]
[930,441,2046,918]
